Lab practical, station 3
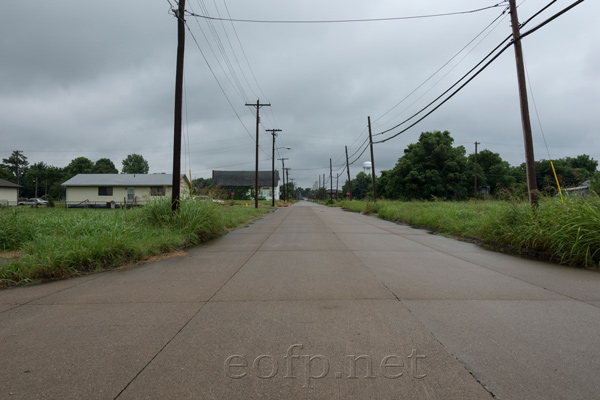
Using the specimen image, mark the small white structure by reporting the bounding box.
[62,174,191,208]
[363,161,372,174]
[0,178,22,206]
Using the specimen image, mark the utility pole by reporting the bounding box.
[291,179,296,200]
[285,168,291,202]
[246,99,271,208]
[345,146,352,201]
[329,158,333,199]
[508,0,538,206]
[474,142,480,200]
[267,128,282,206]
[336,174,339,200]
[278,157,288,203]
[367,116,377,202]
[171,0,186,212]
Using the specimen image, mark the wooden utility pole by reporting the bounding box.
[329,158,333,199]
[367,116,377,202]
[267,128,282,206]
[474,142,480,200]
[246,100,271,208]
[336,174,339,200]
[508,0,538,206]
[171,0,186,212]
[285,168,291,202]
[278,157,288,202]
[345,146,352,201]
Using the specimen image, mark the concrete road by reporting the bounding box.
[1,201,599,399]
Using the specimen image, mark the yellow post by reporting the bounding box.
[550,161,564,202]
[188,170,193,197]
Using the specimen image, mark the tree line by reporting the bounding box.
[340,130,599,201]
[1,152,150,200]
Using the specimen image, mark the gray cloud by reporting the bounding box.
[1,0,598,189]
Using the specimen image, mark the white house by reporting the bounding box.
[0,179,22,206]
[62,174,191,208]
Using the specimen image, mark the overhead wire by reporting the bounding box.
[373,0,584,145]
[185,3,506,24]
[372,5,510,128]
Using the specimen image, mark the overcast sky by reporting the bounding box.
[1,0,598,189]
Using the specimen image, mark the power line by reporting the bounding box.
[372,6,509,128]
[185,3,506,24]
[373,0,585,145]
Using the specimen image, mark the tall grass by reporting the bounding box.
[0,199,271,287]
[331,197,600,268]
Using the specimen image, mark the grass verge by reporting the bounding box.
[326,197,600,269]
[0,199,272,287]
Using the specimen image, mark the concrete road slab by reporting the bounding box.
[454,252,600,301]
[404,299,600,400]
[117,300,492,400]
[275,223,333,234]
[0,302,203,400]
[402,234,487,254]
[0,274,101,305]
[0,304,16,313]
[229,222,282,234]
[212,251,395,301]
[31,251,253,304]
[198,232,271,252]
[328,224,389,234]
[337,233,434,252]
[355,251,567,300]
[381,225,431,235]
[259,232,348,251]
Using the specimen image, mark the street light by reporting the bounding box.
[273,146,291,206]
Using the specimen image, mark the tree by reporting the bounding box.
[467,149,515,196]
[564,154,598,175]
[64,157,94,180]
[22,162,66,200]
[122,154,149,174]
[383,131,469,200]
[92,158,118,174]
[2,151,29,184]
[0,165,10,180]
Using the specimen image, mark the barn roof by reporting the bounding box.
[213,170,279,187]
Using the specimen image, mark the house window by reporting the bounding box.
[98,187,113,196]
[151,186,166,196]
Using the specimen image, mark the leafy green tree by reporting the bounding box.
[531,159,592,194]
[467,149,515,196]
[92,158,118,174]
[64,157,94,180]
[122,154,149,174]
[1,151,29,184]
[0,165,10,180]
[384,131,469,200]
[314,187,328,201]
[192,177,213,191]
[564,154,598,175]
[279,182,296,201]
[590,171,600,195]
[22,162,66,200]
